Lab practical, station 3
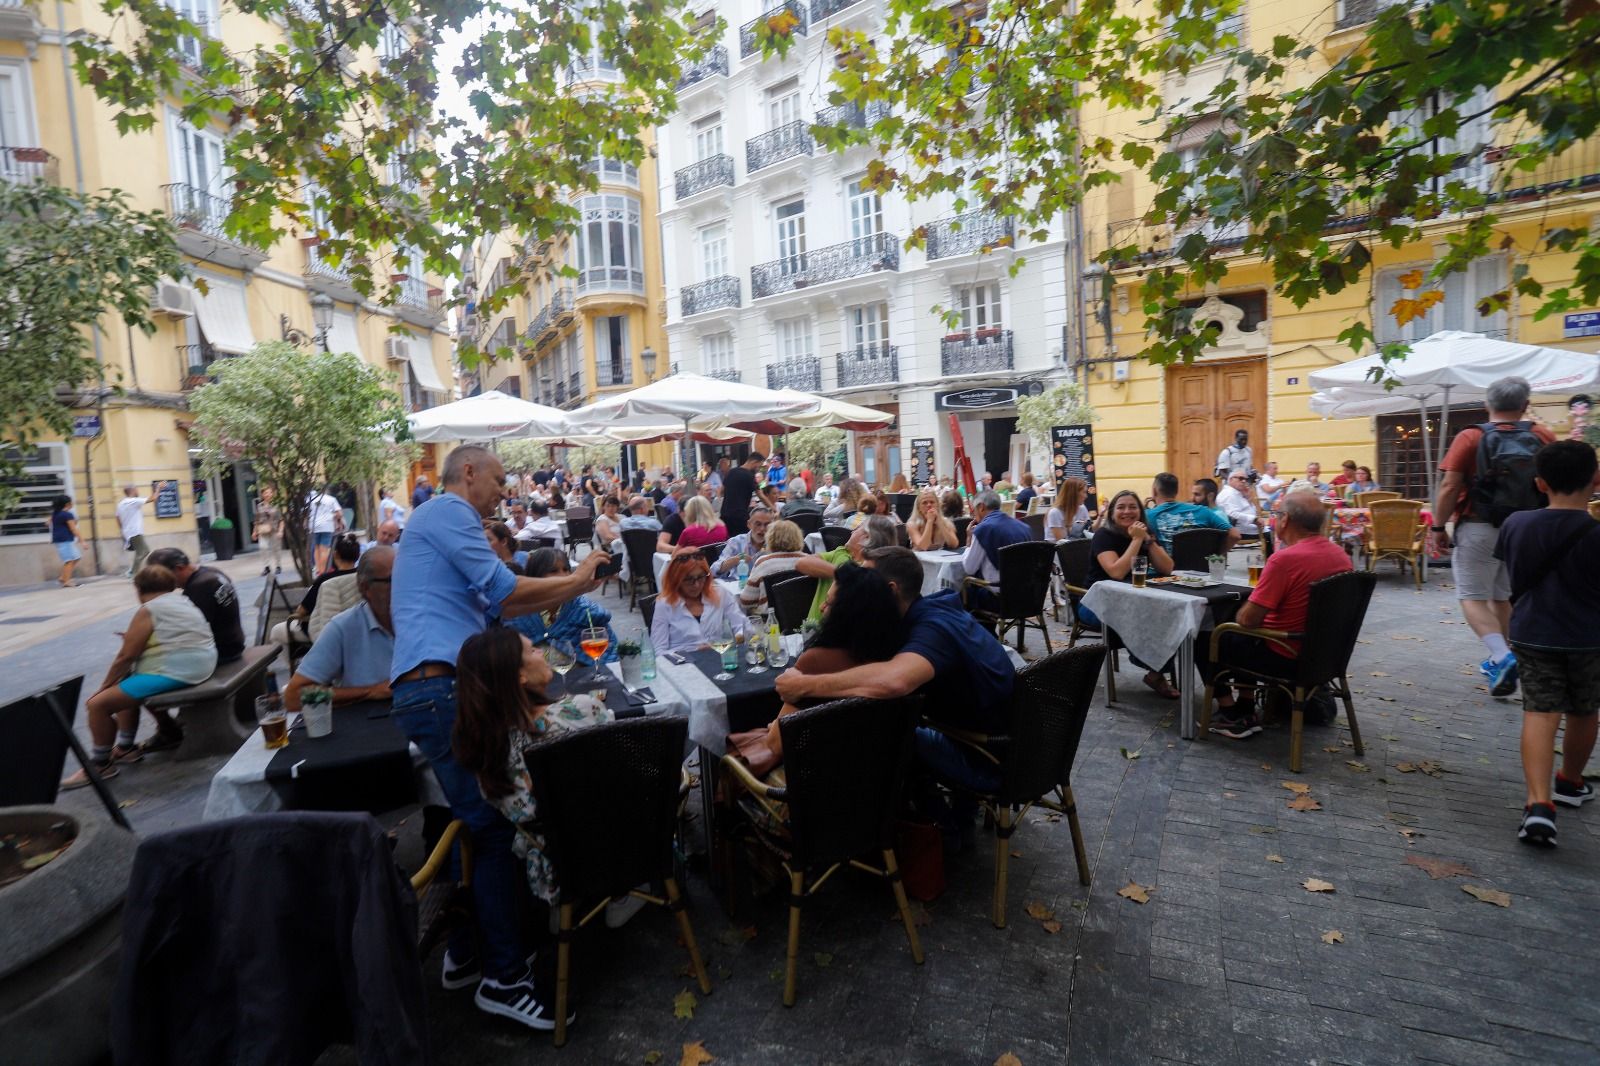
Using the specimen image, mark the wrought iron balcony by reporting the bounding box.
[926,209,1014,260]
[0,145,58,186]
[397,274,442,312]
[705,367,742,382]
[750,232,900,298]
[1335,0,1405,29]
[177,342,219,390]
[941,330,1014,375]
[814,100,889,131]
[811,0,864,19]
[163,182,232,240]
[746,121,813,173]
[675,154,735,200]
[549,286,575,326]
[766,356,821,392]
[835,344,898,389]
[681,275,741,316]
[565,370,584,407]
[740,0,808,58]
[525,305,551,347]
[677,44,729,90]
[596,359,633,387]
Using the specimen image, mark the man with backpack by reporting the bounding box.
[1429,377,1556,698]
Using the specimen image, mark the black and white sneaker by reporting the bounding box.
[440,947,481,991]
[1518,803,1557,847]
[1553,775,1595,808]
[474,970,574,1031]
[1209,711,1262,740]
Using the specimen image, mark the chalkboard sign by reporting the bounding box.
[152,479,182,519]
[1050,425,1098,514]
[909,437,935,487]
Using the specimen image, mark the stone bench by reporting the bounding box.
[143,644,281,760]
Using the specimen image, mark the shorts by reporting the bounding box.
[1512,644,1600,716]
[1451,521,1510,602]
[119,673,192,700]
[313,531,335,547]
[54,540,81,563]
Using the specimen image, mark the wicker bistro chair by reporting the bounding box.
[696,542,727,570]
[787,510,824,537]
[1024,513,1048,541]
[1350,490,1401,508]
[767,573,818,634]
[409,819,476,962]
[564,514,595,560]
[523,717,712,1046]
[720,698,925,1007]
[1169,527,1230,573]
[620,528,660,610]
[961,541,1058,653]
[1199,570,1377,773]
[818,525,852,553]
[888,492,918,522]
[953,516,973,546]
[923,646,1107,927]
[1364,499,1426,586]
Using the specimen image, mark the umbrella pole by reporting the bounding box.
[1436,385,1454,498]
[1418,397,1433,502]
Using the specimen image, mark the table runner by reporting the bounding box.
[658,647,782,754]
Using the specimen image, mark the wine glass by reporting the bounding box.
[579,626,610,682]
[708,618,736,682]
[544,640,576,688]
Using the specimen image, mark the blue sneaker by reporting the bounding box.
[1486,654,1518,698]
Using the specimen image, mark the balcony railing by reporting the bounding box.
[576,267,646,297]
[926,209,1014,260]
[814,100,889,131]
[177,342,219,389]
[1335,0,1406,29]
[566,370,584,407]
[675,154,735,200]
[811,0,864,19]
[0,146,59,186]
[751,232,900,298]
[747,120,813,173]
[836,344,898,388]
[525,305,551,347]
[397,274,443,314]
[681,275,741,316]
[740,0,808,57]
[304,243,352,282]
[596,360,633,387]
[705,367,741,382]
[941,330,1014,375]
[677,44,729,90]
[549,286,575,325]
[163,182,231,240]
[766,356,821,392]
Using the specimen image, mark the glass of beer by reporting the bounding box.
[1132,556,1149,588]
[256,694,288,750]
[1247,552,1264,588]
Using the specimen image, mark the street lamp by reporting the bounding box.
[641,345,658,382]
[310,291,335,352]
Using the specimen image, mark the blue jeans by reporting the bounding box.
[393,676,526,981]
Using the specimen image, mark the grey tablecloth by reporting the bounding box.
[1080,581,1208,671]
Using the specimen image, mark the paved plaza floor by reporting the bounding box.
[8,555,1597,1065]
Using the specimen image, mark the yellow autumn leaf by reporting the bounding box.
[681,1042,715,1066]
[1462,884,1511,908]
[1321,930,1344,945]
[995,1055,1024,1066]
[1391,297,1426,326]
[1398,268,1425,288]
[1302,878,1336,893]
[672,989,697,1021]
[1415,288,1445,311]
[1117,882,1153,904]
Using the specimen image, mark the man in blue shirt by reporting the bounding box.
[390,444,610,1032]
[285,546,396,709]
[1146,471,1238,553]
[961,490,1032,612]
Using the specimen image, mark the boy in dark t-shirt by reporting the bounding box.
[1493,440,1600,846]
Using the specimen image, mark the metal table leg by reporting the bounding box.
[1178,635,1197,740]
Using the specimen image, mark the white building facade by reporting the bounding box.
[656,0,1073,487]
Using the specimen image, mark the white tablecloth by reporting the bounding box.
[914,550,967,597]
[649,637,802,755]
[1080,581,1207,674]
[804,532,826,554]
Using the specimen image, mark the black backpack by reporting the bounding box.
[1469,421,1546,526]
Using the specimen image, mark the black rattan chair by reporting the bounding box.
[655,504,671,525]
[767,573,817,634]
[564,515,595,559]
[953,516,972,545]
[621,528,660,611]
[961,541,1058,653]
[1057,540,1119,701]
[888,493,917,523]
[925,645,1106,926]
[1169,527,1230,572]
[819,525,852,553]
[720,698,924,1007]
[524,717,711,1046]
[1024,513,1047,541]
[0,676,129,828]
[894,523,909,547]
[1200,570,1376,772]
[696,542,727,571]
[787,511,823,537]
[639,593,657,632]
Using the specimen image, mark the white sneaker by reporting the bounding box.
[605,890,648,929]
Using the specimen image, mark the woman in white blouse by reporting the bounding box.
[1046,477,1092,540]
[649,551,758,654]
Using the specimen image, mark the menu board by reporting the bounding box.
[909,438,935,487]
[152,479,182,519]
[1050,425,1098,513]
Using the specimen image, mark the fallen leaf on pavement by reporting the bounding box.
[1322,745,1343,753]
[1266,854,1284,863]
[118,799,138,809]
[673,989,697,1020]
[1462,885,1511,908]
[1223,791,1237,798]
[995,1055,1024,1066]
[1370,671,1390,677]
[1281,780,1311,794]
[1120,747,1140,760]
[1287,794,1323,811]
[1260,762,1272,770]
[1346,761,1371,773]
[645,1053,663,1065]
[812,952,832,968]
[1041,920,1063,934]
[1320,930,1344,944]
[1404,854,1475,880]
[1117,882,1153,904]
[681,1042,715,1066]
[1024,900,1054,922]
[1302,878,1336,893]
[1396,762,1417,773]
[1011,849,1023,857]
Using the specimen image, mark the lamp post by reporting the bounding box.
[310,291,335,352]
[641,345,658,383]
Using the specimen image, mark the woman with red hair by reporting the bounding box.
[649,552,757,654]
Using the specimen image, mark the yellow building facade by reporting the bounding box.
[0,0,453,586]
[1077,0,1599,502]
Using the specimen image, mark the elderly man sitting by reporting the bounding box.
[961,490,1032,613]
[780,478,824,520]
[363,518,402,554]
[285,546,396,710]
[1216,471,1261,535]
[714,506,774,577]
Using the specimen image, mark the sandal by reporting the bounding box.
[1143,672,1182,700]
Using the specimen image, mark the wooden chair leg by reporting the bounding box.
[783,869,804,1007]
[1337,676,1363,756]
[883,849,924,965]
[554,902,574,1047]
[1288,689,1306,773]
[1063,786,1091,887]
[666,877,712,995]
[992,807,1011,929]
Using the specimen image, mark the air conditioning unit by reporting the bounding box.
[385,336,411,362]
[155,282,194,319]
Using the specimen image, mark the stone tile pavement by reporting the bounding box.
[16,562,1599,1065]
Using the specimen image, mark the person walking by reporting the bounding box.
[389,444,610,1031]
[720,452,762,538]
[411,475,434,509]
[378,487,408,530]
[307,486,344,574]
[253,486,283,575]
[1430,377,1556,698]
[1214,429,1254,479]
[51,495,86,587]
[117,485,152,577]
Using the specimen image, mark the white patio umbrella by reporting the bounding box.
[407,389,571,442]
[769,389,895,432]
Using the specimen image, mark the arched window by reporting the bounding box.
[575,194,644,295]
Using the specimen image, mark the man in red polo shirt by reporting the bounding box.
[1197,490,1352,738]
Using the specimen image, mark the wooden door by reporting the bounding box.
[851,405,899,489]
[1165,360,1266,478]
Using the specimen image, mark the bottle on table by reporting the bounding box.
[736,556,750,589]
[640,628,657,682]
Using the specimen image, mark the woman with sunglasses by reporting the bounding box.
[650,551,757,655]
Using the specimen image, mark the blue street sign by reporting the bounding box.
[72,415,101,438]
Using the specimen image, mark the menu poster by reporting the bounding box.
[152,479,182,518]
[1050,425,1098,514]
[909,437,936,487]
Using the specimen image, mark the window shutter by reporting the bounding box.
[1438,267,1468,338]
[1473,254,1509,338]
[1374,271,1402,345]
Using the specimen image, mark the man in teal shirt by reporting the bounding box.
[1146,472,1239,553]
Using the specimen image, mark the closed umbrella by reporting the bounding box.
[407,390,571,442]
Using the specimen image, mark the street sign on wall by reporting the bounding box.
[934,380,1044,412]
[1564,311,1600,338]
[72,415,101,439]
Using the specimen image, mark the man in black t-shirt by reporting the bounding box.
[719,452,763,538]
[142,548,247,752]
